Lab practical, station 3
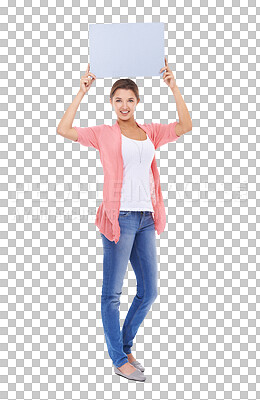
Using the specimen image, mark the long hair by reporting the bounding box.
[110,78,140,102]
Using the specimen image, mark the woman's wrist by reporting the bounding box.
[170,84,178,93]
[78,89,86,97]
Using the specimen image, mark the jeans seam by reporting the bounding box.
[102,246,112,337]
[122,243,146,350]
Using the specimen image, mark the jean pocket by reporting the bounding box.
[119,210,131,217]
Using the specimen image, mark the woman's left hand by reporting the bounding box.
[160,56,177,90]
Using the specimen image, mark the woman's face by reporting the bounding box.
[110,89,139,122]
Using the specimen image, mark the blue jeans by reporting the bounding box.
[100,211,158,368]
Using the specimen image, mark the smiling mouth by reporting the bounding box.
[120,111,130,114]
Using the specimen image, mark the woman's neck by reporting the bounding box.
[117,119,137,131]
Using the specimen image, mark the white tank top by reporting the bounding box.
[119,134,155,211]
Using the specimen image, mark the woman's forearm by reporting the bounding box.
[171,85,192,130]
[57,90,85,133]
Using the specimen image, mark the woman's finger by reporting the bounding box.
[81,77,92,85]
[81,76,90,82]
[83,72,96,80]
[88,72,96,79]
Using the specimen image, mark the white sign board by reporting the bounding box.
[89,22,165,78]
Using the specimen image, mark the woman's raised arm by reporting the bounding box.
[57,63,96,141]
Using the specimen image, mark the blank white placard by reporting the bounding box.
[89,22,165,78]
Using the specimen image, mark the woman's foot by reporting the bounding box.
[117,361,137,375]
[127,353,137,363]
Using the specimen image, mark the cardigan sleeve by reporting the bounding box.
[149,121,180,150]
[73,125,100,150]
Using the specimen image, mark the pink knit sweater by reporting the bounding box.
[73,120,180,243]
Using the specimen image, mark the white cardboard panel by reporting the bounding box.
[89,22,165,78]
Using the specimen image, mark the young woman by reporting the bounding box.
[57,58,192,381]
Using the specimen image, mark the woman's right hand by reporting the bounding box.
[79,63,96,94]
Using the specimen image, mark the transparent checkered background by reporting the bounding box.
[1,1,259,399]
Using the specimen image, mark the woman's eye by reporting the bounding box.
[116,100,133,102]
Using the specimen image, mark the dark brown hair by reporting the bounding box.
[110,78,140,102]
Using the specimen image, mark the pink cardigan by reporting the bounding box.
[73,120,180,243]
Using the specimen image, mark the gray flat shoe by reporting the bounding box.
[129,360,145,372]
[113,364,146,381]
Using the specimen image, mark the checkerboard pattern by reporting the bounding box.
[1,2,259,399]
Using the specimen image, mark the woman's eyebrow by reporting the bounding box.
[115,97,134,99]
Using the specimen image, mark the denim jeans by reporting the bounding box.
[100,210,158,368]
